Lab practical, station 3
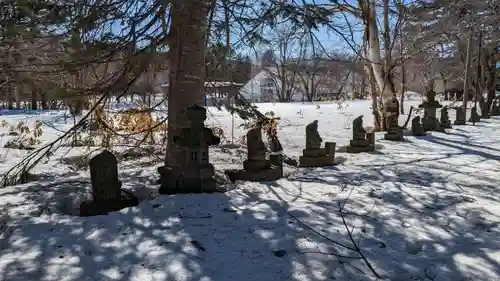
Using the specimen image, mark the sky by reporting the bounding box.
[110,0,396,62]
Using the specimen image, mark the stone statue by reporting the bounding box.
[299,120,336,167]
[440,106,451,128]
[246,127,267,160]
[352,115,366,137]
[411,116,424,136]
[347,115,373,153]
[419,90,442,109]
[418,90,442,131]
[305,120,322,149]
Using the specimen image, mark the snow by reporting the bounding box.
[0,100,499,281]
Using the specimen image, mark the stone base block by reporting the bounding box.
[298,155,334,167]
[157,165,220,194]
[302,148,326,157]
[412,130,426,136]
[454,120,466,125]
[80,190,138,217]
[225,167,282,182]
[346,145,374,154]
[243,159,270,171]
[350,139,370,147]
[366,133,375,146]
[440,122,452,129]
[384,132,404,141]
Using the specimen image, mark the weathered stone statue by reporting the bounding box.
[491,99,500,116]
[246,127,267,160]
[158,105,221,194]
[305,120,322,149]
[384,95,404,141]
[352,115,366,139]
[411,116,425,136]
[347,115,375,153]
[226,127,282,182]
[298,120,336,167]
[418,90,442,131]
[469,106,480,123]
[440,106,452,129]
[80,150,138,216]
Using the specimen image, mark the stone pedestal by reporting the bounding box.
[440,118,452,129]
[454,107,466,125]
[298,142,335,167]
[158,164,219,194]
[80,190,138,217]
[347,139,374,153]
[226,159,282,182]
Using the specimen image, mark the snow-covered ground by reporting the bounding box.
[0,100,499,281]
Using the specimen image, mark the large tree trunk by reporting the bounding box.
[363,0,394,131]
[166,0,209,165]
[14,85,22,109]
[31,87,38,110]
[40,91,48,110]
[462,31,473,109]
[483,48,496,116]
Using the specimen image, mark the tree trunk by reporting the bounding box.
[40,91,48,110]
[166,0,209,165]
[14,85,22,109]
[364,0,394,131]
[462,31,473,109]
[484,49,496,116]
[400,29,405,115]
[31,88,38,110]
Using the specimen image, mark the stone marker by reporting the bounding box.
[491,99,500,116]
[158,105,221,194]
[384,95,404,141]
[347,115,375,153]
[469,106,480,123]
[225,127,282,182]
[440,106,452,129]
[80,150,138,216]
[454,107,466,125]
[411,116,425,136]
[418,90,442,131]
[298,120,336,167]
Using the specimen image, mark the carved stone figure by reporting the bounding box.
[418,90,442,131]
[305,120,322,149]
[299,120,336,167]
[440,106,452,129]
[226,126,282,182]
[158,105,220,194]
[80,150,138,216]
[347,115,374,153]
[411,116,425,136]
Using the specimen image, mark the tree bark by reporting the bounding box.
[462,31,473,110]
[31,88,38,110]
[484,48,496,116]
[166,0,209,165]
